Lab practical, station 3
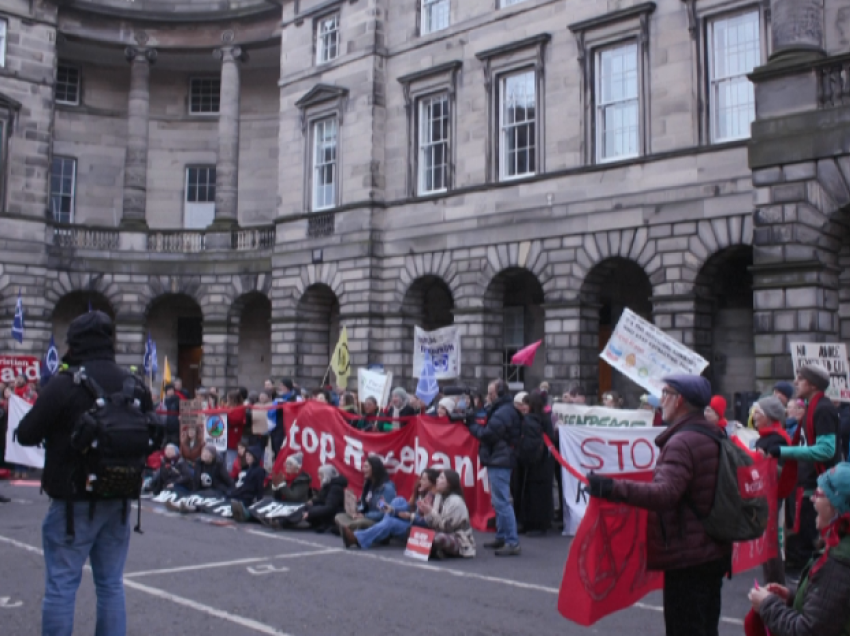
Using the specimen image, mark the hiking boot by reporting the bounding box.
[483,539,505,550]
[230,500,246,521]
[495,544,521,557]
[340,525,360,549]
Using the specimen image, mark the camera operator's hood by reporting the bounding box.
[63,311,115,365]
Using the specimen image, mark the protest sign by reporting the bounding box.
[4,395,44,469]
[152,489,232,517]
[272,401,495,531]
[0,355,41,384]
[357,368,393,408]
[600,308,708,396]
[552,403,654,428]
[790,342,850,401]
[412,325,461,380]
[404,528,435,561]
[248,499,306,526]
[204,413,228,452]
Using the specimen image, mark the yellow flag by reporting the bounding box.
[160,356,172,402]
[330,326,351,387]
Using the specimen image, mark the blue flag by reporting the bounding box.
[11,289,24,343]
[144,333,158,377]
[415,355,439,407]
[41,335,59,386]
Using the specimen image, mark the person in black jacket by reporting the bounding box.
[303,465,348,532]
[466,379,521,556]
[230,446,268,522]
[150,444,194,495]
[16,311,154,636]
[192,444,234,495]
[160,384,181,446]
[516,391,555,536]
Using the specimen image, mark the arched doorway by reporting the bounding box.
[296,284,340,387]
[484,268,545,390]
[52,291,115,355]
[695,246,754,403]
[401,275,454,384]
[229,292,271,391]
[581,258,653,405]
[146,294,203,396]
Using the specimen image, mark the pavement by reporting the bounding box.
[0,482,757,636]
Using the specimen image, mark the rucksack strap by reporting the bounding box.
[71,367,108,402]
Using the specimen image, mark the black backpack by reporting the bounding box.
[67,367,163,535]
[679,424,769,543]
[516,414,546,464]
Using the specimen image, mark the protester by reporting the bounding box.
[339,392,358,414]
[747,463,850,636]
[230,446,268,522]
[515,391,554,536]
[837,401,850,461]
[302,464,348,532]
[785,398,805,440]
[568,385,587,404]
[421,469,476,559]
[191,445,233,496]
[271,379,298,458]
[0,386,10,502]
[436,397,455,418]
[271,452,312,504]
[264,378,276,397]
[173,377,188,400]
[16,311,155,635]
[225,390,247,470]
[773,364,842,575]
[466,379,521,556]
[588,374,731,636]
[382,387,415,430]
[704,395,727,431]
[335,455,397,532]
[351,396,379,430]
[229,439,248,480]
[601,390,623,409]
[160,383,181,446]
[150,444,194,496]
[773,381,795,407]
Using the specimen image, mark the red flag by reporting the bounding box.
[510,340,542,367]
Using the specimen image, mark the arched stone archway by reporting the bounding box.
[398,275,455,387]
[296,284,340,387]
[226,292,272,392]
[146,293,203,396]
[52,291,115,355]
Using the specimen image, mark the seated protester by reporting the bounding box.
[229,439,249,481]
[167,444,233,513]
[150,444,194,496]
[335,455,397,532]
[747,463,850,636]
[271,452,312,504]
[230,446,267,522]
[302,465,349,533]
[341,468,439,550]
[420,469,476,559]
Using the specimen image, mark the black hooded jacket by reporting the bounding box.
[192,455,234,493]
[17,311,154,500]
[230,449,267,506]
[306,475,348,524]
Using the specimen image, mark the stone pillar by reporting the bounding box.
[201,320,229,389]
[120,47,156,230]
[114,316,146,372]
[209,42,245,236]
[541,303,584,397]
[454,308,503,389]
[769,0,825,63]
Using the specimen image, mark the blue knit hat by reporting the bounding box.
[662,374,712,409]
[773,381,794,400]
[818,463,850,516]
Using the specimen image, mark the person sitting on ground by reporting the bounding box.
[341,468,439,549]
[420,469,476,559]
[230,445,268,522]
[150,443,194,496]
[302,464,348,532]
[335,455,397,532]
[747,463,850,636]
[193,444,233,495]
[229,439,248,481]
[271,452,312,504]
[436,397,455,418]
[180,422,204,463]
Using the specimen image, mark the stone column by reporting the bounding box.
[769,0,825,63]
[120,46,156,230]
[201,320,229,389]
[454,308,503,389]
[113,316,146,372]
[209,42,245,235]
[541,303,584,397]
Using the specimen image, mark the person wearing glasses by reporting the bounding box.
[747,463,850,636]
[587,374,732,636]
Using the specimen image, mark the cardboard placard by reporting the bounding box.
[404,527,435,561]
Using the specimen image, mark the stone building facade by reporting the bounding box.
[0,0,848,410]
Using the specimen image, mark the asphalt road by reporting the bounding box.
[0,482,756,636]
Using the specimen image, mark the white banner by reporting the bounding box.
[4,395,44,469]
[357,368,393,408]
[204,413,228,453]
[790,342,850,402]
[412,325,461,380]
[552,403,654,428]
[559,422,663,536]
[601,308,709,397]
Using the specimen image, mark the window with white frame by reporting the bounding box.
[418,93,449,194]
[596,43,639,162]
[500,70,536,180]
[312,118,338,211]
[316,13,340,64]
[55,64,81,106]
[50,156,76,224]
[421,0,450,35]
[503,306,526,388]
[184,166,216,229]
[189,78,220,114]
[0,20,7,68]
[708,11,760,143]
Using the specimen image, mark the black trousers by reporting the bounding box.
[785,496,818,571]
[663,558,728,636]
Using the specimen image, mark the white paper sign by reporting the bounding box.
[790,342,850,402]
[600,308,709,397]
[204,413,228,452]
[4,395,44,469]
[412,325,461,380]
[357,368,393,408]
[559,422,663,535]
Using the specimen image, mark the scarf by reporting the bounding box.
[778,391,825,501]
[811,513,850,577]
[758,422,792,446]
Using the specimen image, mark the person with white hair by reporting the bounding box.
[436,397,455,418]
[298,464,348,533]
[380,387,415,431]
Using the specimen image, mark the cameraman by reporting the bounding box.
[465,379,521,556]
[17,311,153,636]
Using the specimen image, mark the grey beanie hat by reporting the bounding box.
[757,396,786,423]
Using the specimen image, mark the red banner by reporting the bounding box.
[0,354,40,384]
[559,457,779,626]
[271,402,495,531]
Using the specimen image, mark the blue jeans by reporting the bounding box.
[355,515,410,549]
[488,466,519,545]
[42,500,132,636]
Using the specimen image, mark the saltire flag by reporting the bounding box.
[415,355,439,407]
[144,333,158,377]
[12,289,24,343]
[40,335,60,386]
[330,326,350,387]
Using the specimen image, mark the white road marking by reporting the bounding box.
[0,597,23,608]
[246,564,290,575]
[123,548,340,578]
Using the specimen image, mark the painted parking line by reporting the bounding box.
[124,548,341,578]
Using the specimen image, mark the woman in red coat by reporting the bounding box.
[225,390,247,471]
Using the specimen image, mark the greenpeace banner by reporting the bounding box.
[357,368,393,408]
[0,355,41,384]
[552,403,654,429]
[600,308,709,397]
[790,342,850,402]
[4,395,44,469]
[412,325,461,380]
[273,401,494,530]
